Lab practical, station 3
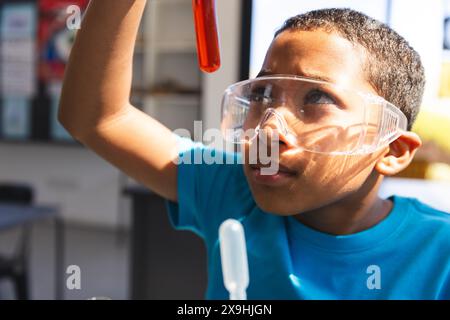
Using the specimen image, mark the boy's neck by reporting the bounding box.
[293,173,393,236]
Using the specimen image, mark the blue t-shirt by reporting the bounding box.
[166,137,450,300]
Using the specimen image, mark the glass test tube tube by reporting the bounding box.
[192,0,221,73]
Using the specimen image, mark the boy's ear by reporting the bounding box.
[375,131,422,176]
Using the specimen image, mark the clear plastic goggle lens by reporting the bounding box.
[221,75,407,155]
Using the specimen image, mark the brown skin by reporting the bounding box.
[243,30,422,235]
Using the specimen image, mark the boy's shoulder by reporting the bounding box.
[395,194,450,236]
[401,195,450,220]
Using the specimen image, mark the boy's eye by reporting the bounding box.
[249,86,273,104]
[301,89,341,121]
[304,89,337,105]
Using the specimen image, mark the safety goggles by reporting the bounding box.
[220,75,407,155]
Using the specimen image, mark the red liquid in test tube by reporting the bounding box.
[192,0,221,73]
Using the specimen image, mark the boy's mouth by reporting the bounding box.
[248,163,298,186]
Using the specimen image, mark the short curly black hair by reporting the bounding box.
[274,8,425,131]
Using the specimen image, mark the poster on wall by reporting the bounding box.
[0,1,37,140]
[1,96,30,139]
[38,0,88,81]
[38,0,88,142]
[0,2,36,96]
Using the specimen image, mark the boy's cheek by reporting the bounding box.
[243,155,377,215]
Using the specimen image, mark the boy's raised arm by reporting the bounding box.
[59,0,179,202]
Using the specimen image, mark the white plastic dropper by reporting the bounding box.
[219,219,249,300]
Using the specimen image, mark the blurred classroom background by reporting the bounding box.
[0,0,449,300]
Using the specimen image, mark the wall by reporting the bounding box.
[0,143,124,227]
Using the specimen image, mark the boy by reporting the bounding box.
[59,1,449,299]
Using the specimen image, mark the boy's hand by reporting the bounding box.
[59,0,179,202]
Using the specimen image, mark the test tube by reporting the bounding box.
[192,0,221,73]
[219,219,249,300]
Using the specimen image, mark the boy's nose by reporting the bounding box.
[259,108,288,134]
[257,108,296,149]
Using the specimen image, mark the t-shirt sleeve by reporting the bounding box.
[165,135,250,240]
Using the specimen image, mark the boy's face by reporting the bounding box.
[243,29,388,215]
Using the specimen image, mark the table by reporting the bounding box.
[0,204,64,300]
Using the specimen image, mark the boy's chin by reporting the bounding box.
[251,190,307,216]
